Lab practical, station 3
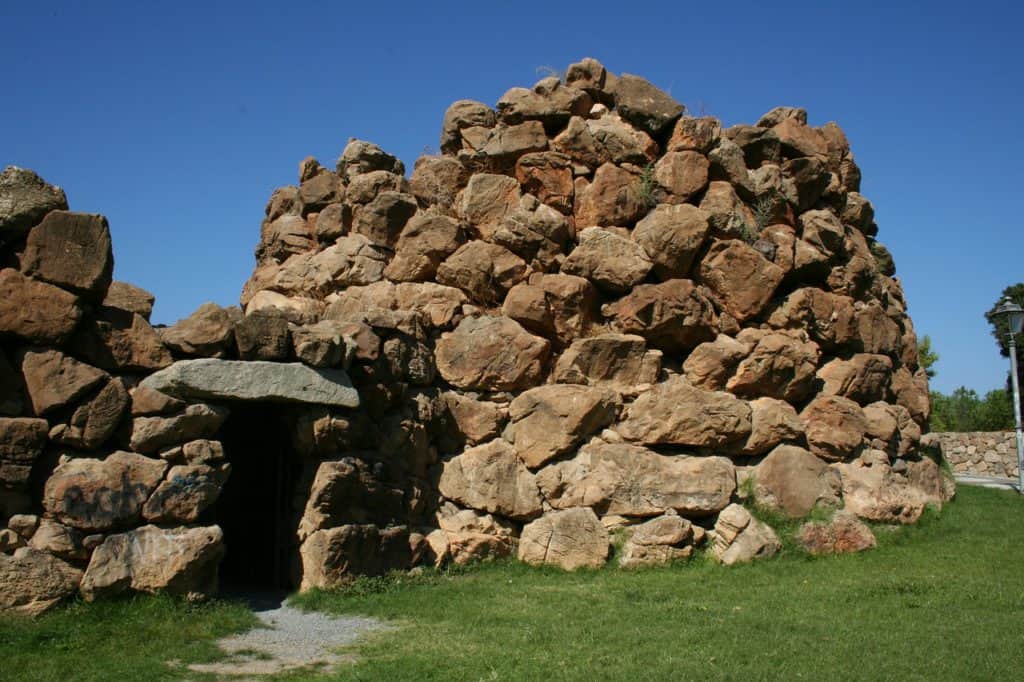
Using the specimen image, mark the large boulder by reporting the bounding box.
[710,504,781,565]
[682,334,750,390]
[160,303,240,358]
[129,403,229,454]
[552,334,661,394]
[537,442,735,516]
[435,504,517,565]
[42,451,168,531]
[0,269,83,345]
[102,281,155,320]
[573,163,647,227]
[0,166,68,242]
[610,74,684,136]
[141,463,230,524]
[21,211,113,300]
[140,359,359,408]
[502,274,598,347]
[604,279,717,352]
[518,507,609,570]
[816,354,893,405]
[442,392,507,446]
[80,525,224,601]
[0,418,48,491]
[619,513,700,568]
[49,378,130,451]
[633,204,711,279]
[440,100,496,154]
[741,397,805,456]
[299,524,410,590]
[0,547,82,616]
[752,445,842,517]
[384,212,464,282]
[552,114,658,168]
[800,395,867,461]
[506,385,620,468]
[435,316,550,392]
[436,240,528,305]
[617,377,751,449]
[458,173,521,239]
[724,330,820,402]
[833,450,947,524]
[233,310,292,361]
[297,458,405,539]
[438,439,543,520]
[515,152,574,213]
[561,227,653,294]
[698,240,784,323]
[797,511,876,555]
[496,79,592,128]
[19,350,107,415]
[70,306,173,372]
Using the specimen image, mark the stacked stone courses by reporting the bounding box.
[0,58,952,615]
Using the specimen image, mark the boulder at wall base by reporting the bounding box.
[536,442,736,517]
[299,524,411,591]
[618,513,700,568]
[710,504,781,565]
[0,547,83,616]
[518,507,609,570]
[751,444,842,517]
[832,449,948,524]
[438,439,543,521]
[797,511,877,555]
[139,359,359,408]
[42,451,168,532]
[434,504,517,566]
[79,525,224,601]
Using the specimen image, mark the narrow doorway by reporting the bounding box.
[213,404,300,591]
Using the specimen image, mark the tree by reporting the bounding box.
[983,283,1024,423]
[930,386,1015,432]
[917,335,939,379]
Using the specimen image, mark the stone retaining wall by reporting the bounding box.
[925,431,1019,479]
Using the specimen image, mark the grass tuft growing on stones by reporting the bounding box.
[4,486,1024,680]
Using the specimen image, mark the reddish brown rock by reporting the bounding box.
[142,463,230,523]
[258,214,315,262]
[0,166,68,241]
[435,316,549,392]
[442,392,507,446]
[725,329,820,402]
[833,450,945,524]
[410,156,469,211]
[458,173,520,240]
[299,524,411,589]
[783,157,831,211]
[490,195,570,269]
[19,349,107,416]
[773,117,828,159]
[605,279,717,352]
[130,386,185,417]
[42,451,168,531]
[699,240,784,323]
[800,395,867,461]
[271,234,389,297]
[552,114,658,168]
[0,419,49,480]
[346,170,407,205]
[817,354,893,405]
[72,306,173,372]
[298,171,344,211]
[502,273,598,346]
[102,281,155,320]
[767,287,858,351]
[682,334,750,390]
[653,151,709,203]
[855,302,903,355]
[538,442,736,516]
[440,100,496,154]
[436,240,528,305]
[130,403,229,454]
[552,334,662,394]
[233,310,292,361]
[611,74,684,136]
[573,163,647,228]
[460,121,549,170]
[438,439,543,520]
[699,181,757,240]
[337,139,404,180]
[797,511,876,555]
[668,116,722,154]
[506,385,620,468]
[160,303,240,358]
[618,376,752,449]
[799,209,846,260]
[50,378,130,451]
[752,445,842,516]
[515,152,574,213]
[562,227,653,293]
[0,268,83,345]
[891,366,931,426]
[518,507,608,570]
[384,212,464,282]
[352,191,418,248]
[742,398,806,456]
[21,211,113,300]
[496,79,592,128]
[633,204,711,279]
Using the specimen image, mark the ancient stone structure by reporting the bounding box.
[923,431,1018,479]
[1,59,954,615]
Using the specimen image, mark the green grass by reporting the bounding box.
[4,486,1024,680]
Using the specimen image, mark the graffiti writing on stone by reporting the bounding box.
[61,470,152,529]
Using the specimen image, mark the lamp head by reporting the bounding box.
[994,296,1024,336]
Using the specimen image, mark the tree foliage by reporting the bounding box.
[917,335,939,379]
[984,282,1024,358]
[930,387,1015,432]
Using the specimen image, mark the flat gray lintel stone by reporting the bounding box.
[139,359,359,408]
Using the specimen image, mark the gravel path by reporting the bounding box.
[186,595,389,677]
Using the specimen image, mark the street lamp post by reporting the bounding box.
[993,297,1024,494]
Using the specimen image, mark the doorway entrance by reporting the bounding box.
[213,404,300,591]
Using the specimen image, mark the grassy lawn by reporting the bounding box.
[4,485,1024,680]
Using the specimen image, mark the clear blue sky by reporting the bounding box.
[3,1,1022,394]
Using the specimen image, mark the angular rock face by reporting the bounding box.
[80,525,224,601]
[797,511,876,555]
[518,507,608,570]
[537,442,735,516]
[0,547,83,616]
[1,60,940,594]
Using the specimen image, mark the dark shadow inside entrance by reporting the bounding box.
[213,404,300,591]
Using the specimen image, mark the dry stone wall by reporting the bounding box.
[923,431,1019,479]
[1,58,954,615]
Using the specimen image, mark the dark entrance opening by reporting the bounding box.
[213,404,300,591]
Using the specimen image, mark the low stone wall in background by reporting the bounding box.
[925,431,1019,479]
